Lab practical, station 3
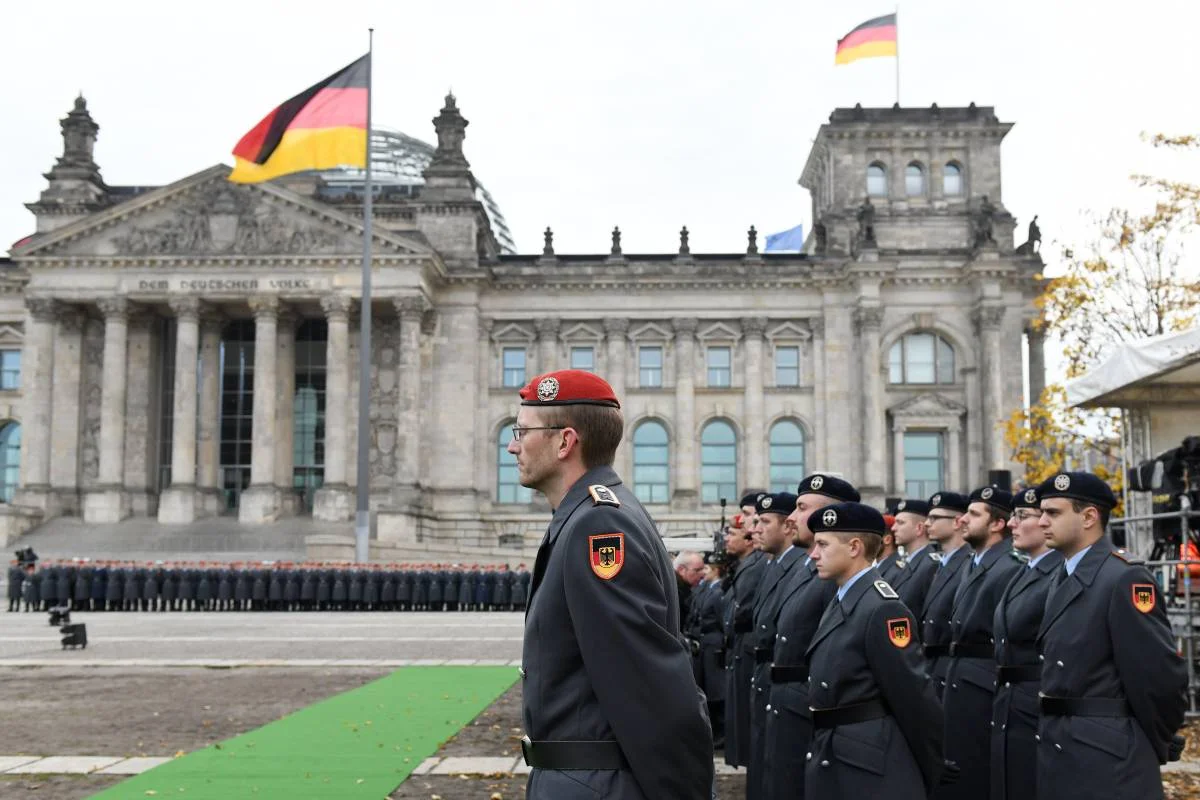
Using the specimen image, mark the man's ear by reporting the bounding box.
[556,427,580,461]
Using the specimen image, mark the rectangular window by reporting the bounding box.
[707,346,731,388]
[775,346,799,387]
[903,432,944,499]
[570,346,595,372]
[639,346,663,388]
[0,350,20,390]
[502,347,526,388]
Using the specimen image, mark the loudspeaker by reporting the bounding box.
[61,623,87,650]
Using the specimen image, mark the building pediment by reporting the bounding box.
[890,392,967,419]
[12,165,432,261]
[767,321,813,341]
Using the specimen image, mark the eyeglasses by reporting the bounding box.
[510,425,565,442]
[1012,510,1041,522]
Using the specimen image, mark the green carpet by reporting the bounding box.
[89,666,519,800]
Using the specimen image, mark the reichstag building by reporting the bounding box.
[0,95,1044,555]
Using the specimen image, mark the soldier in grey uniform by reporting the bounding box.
[721,505,763,769]
[888,500,937,614]
[762,474,851,800]
[937,486,1022,800]
[515,369,712,799]
[1035,471,1187,800]
[805,502,947,799]
[919,492,971,696]
[7,560,23,612]
[746,491,801,800]
[991,485,1063,800]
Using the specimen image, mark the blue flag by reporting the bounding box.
[764,224,805,252]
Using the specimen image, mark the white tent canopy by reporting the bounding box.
[1066,326,1200,408]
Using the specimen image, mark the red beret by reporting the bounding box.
[519,369,621,409]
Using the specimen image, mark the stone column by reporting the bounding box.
[742,318,767,490]
[947,424,963,490]
[48,306,85,513]
[158,297,201,523]
[536,317,560,374]
[196,312,223,515]
[809,317,827,471]
[855,305,886,493]
[122,313,159,516]
[892,423,906,496]
[393,296,425,508]
[314,295,353,521]
[963,365,983,485]
[239,296,281,523]
[473,317,493,496]
[976,306,1006,473]
[274,310,297,515]
[84,298,131,523]
[15,298,58,511]
[672,318,698,507]
[1027,322,1047,404]
[603,318,631,479]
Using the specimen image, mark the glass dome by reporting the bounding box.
[318,127,516,254]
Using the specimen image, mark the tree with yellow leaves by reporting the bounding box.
[1006,134,1200,495]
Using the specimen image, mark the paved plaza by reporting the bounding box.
[0,610,525,666]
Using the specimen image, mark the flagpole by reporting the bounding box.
[894,5,901,105]
[354,28,374,565]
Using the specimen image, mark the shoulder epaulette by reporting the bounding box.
[1110,549,1145,565]
[588,485,620,508]
[929,552,945,564]
[895,559,908,570]
[874,580,898,599]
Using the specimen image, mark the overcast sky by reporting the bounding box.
[3,0,1198,267]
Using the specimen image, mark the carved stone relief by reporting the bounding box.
[368,317,400,486]
[79,318,105,487]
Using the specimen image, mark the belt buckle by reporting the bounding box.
[520,735,533,767]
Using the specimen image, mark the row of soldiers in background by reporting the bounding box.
[6,562,531,613]
[678,473,1186,800]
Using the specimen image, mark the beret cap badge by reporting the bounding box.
[536,376,560,402]
[822,509,838,527]
[810,475,825,490]
[1054,474,1071,491]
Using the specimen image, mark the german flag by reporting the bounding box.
[228,55,369,184]
[835,14,898,65]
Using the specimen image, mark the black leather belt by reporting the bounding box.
[997,665,1041,684]
[1040,696,1134,718]
[949,642,994,659]
[520,737,629,770]
[754,647,774,664]
[923,644,949,658]
[771,664,809,683]
[812,698,889,729]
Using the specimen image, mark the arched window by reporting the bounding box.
[0,422,19,503]
[769,420,806,493]
[632,421,670,504]
[888,332,956,384]
[497,423,532,504]
[943,163,963,196]
[905,163,926,197]
[866,163,888,197]
[700,420,738,506]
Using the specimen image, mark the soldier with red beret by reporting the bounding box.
[514,369,713,799]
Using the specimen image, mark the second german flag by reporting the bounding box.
[835,14,898,65]
[228,55,369,184]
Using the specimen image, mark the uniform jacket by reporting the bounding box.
[805,568,945,799]
[937,541,1023,800]
[990,549,1064,800]
[1036,540,1187,800]
[919,546,971,694]
[891,544,939,617]
[747,546,803,800]
[522,466,712,800]
[722,550,765,767]
[877,551,903,583]
[764,555,836,800]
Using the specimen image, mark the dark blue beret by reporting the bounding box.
[796,474,861,503]
[808,502,887,536]
[1013,486,1040,509]
[740,491,767,509]
[928,491,970,514]
[969,485,1013,514]
[1036,471,1117,510]
[894,499,932,516]
[757,492,797,516]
